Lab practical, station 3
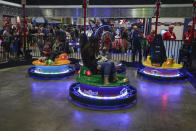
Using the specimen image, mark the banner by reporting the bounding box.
[21,0,26,5]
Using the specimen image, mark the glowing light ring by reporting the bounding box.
[137,68,186,81]
[115,63,122,67]
[69,82,137,109]
[78,88,128,100]
[69,42,79,46]
[28,66,75,79]
[34,69,70,75]
[32,65,71,75]
[79,83,129,95]
[143,70,181,77]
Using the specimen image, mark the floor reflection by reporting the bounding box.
[138,81,183,97]
[72,110,132,127]
[31,80,74,99]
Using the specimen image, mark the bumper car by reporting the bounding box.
[28,53,75,79]
[137,56,185,81]
[69,66,136,109]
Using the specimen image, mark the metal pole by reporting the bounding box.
[83,0,87,34]
[155,2,160,35]
[22,4,26,53]
[192,1,196,40]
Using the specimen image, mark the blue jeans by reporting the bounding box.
[38,44,44,53]
[98,61,116,76]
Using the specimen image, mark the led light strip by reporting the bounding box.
[80,62,122,67]
[78,88,128,100]
[34,69,70,74]
[143,70,180,77]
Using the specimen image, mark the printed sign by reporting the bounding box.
[21,0,26,5]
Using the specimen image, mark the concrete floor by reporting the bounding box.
[0,66,196,131]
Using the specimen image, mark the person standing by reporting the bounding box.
[13,29,19,59]
[3,26,11,61]
[179,25,195,67]
[146,30,155,56]
[37,29,44,54]
[132,26,143,63]
[146,30,155,46]
[27,25,32,48]
[163,26,176,40]
[16,25,24,57]
[183,25,193,45]
[55,26,61,38]
[66,28,71,43]
[31,25,38,46]
[74,26,79,42]
[101,31,112,55]
[121,28,129,54]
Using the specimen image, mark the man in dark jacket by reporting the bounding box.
[132,26,143,63]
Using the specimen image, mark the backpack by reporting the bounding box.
[150,35,167,66]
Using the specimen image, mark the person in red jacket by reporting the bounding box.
[146,30,155,46]
[183,25,193,45]
[163,26,176,40]
[146,30,155,56]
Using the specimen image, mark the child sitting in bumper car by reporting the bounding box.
[80,33,118,84]
[42,42,52,58]
[37,37,69,65]
[49,37,68,61]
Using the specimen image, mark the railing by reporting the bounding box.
[0,35,184,65]
[164,40,184,61]
[68,40,184,63]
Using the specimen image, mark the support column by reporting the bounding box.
[83,0,87,34]
[0,7,3,29]
[155,1,161,35]
[22,4,26,52]
[192,1,196,40]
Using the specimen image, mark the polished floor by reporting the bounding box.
[0,66,196,131]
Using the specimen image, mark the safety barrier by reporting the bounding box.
[0,35,184,64]
[68,40,184,63]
